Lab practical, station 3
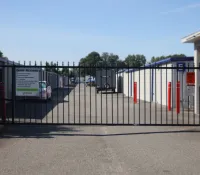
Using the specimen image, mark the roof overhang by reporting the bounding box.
[181,31,200,43]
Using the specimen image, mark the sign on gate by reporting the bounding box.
[185,86,195,96]
[16,68,40,96]
[186,72,195,85]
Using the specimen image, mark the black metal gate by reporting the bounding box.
[0,62,199,126]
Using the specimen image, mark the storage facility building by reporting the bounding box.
[121,57,195,109]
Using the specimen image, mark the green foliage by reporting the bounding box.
[124,54,146,67]
[0,50,3,57]
[151,54,186,63]
[61,67,69,76]
[45,62,62,75]
[101,52,119,66]
[79,51,102,76]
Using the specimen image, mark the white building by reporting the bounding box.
[122,57,195,108]
[181,31,200,114]
[115,69,125,93]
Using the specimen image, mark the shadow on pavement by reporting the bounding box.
[100,91,119,94]
[5,87,73,121]
[1,126,200,138]
[0,125,81,139]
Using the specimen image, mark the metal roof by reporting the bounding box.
[124,57,194,73]
[181,31,200,43]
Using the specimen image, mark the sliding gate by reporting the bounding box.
[0,62,199,126]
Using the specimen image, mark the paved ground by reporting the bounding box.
[1,125,200,175]
[5,83,196,125]
[1,84,200,174]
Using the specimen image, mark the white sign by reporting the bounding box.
[185,86,195,96]
[16,68,40,96]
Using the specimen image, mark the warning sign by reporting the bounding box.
[186,72,195,86]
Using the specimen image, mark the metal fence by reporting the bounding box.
[0,63,199,126]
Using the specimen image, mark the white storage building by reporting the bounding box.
[122,57,195,108]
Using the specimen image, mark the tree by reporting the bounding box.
[101,52,119,66]
[151,54,186,63]
[45,62,62,75]
[116,60,126,68]
[79,51,102,76]
[0,50,3,57]
[124,54,146,67]
[61,67,69,76]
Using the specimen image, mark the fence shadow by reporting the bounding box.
[5,87,73,121]
[0,125,81,139]
[1,126,199,139]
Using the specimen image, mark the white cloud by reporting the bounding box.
[161,3,200,14]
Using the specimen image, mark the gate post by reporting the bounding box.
[168,82,171,111]
[176,81,180,114]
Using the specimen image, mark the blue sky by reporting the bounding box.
[0,0,200,65]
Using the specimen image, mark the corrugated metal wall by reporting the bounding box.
[122,61,196,109]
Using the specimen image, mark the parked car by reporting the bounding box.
[39,81,52,100]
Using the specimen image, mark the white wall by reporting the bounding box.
[134,68,152,102]
[122,61,196,109]
[123,72,129,96]
[154,61,195,108]
[116,72,124,93]
[154,63,172,106]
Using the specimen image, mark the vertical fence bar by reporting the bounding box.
[199,64,200,125]
[34,61,37,124]
[193,63,195,125]
[51,63,54,124]
[155,66,157,124]
[128,64,130,124]
[79,63,81,124]
[166,64,168,124]
[123,70,124,124]
[111,68,114,124]
[57,62,59,124]
[95,64,97,124]
[182,68,184,124]
[73,62,75,124]
[139,67,140,125]
[176,67,179,124]
[144,67,146,124]
[187,63,189,124]
[199,85,200,125]
[161,68,162,124]
[63,62,65,124]
[89,64,92,124]
[106,65,108,124]
[68,62,70,124]
[12,64,15,124]
[5,61,9,123]
[171,65,174,124]
[90,65,92,124]
[101,67,103,124]
[46,70,48,124]
[117,66,119,124]
[84,63,86,124]
[41,63,43,124]
[150,67,152,124]
[23,61,26,123]
[29,61,32,123]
